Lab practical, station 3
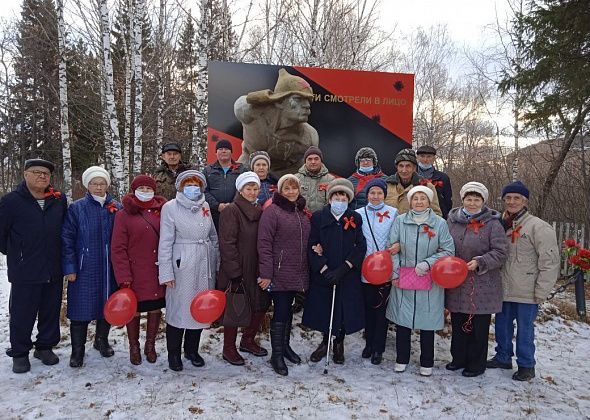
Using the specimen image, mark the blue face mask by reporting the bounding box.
[359,166,374,173]
[418,162,433,170]
[183,185,201,201]
[331,200,348,216]
[367,202,385,210]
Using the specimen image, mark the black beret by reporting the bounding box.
[25,159,55,173]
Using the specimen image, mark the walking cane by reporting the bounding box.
[323,284,337,374]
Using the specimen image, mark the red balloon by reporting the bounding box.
[262,198,273,210]
[103,288,138,327]
[362,251,393,285]
[190,289,227,324]
[431,256,469,288]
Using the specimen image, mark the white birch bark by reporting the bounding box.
[192,0,209,167]
[155,0,165,159]
[132,0,144,175]
[123,0,132,186]
[56,0,72,202]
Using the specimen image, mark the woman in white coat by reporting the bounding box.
[159,170,219,371]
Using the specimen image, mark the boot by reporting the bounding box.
[126,316,142,365]
[362,345,373,359]
[310,335,329,363]
[93,319,114,357]
[184,329,205,367]
[283,314,301,364]
[166,324,183,371]
[486,356,512,369]
[333,337,345,365]
[223,326,245,366]
[270,321,288,376]
[512,367,535,381]
[144,311,161,363]
[70,321,89,368]
[239,312,268,357]
[12,356,31,373]
[33,349,59,365]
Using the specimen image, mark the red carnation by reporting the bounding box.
[563,239,579,249]
[578,248,590,259]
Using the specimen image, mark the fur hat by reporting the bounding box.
[502,180,529,199]
[249,150,271,169]
[277,174,300,192]
[304,146,323,161]
[460,182,489,203]
[25,158,55,173]
[246,68,314,105]
[327,178,354,203]
[407,185,434,203]
[395,148,417,166]
[131,175,156,192]
[355,147,378,168]
[215,139,232,151]
[364,178,388,198]
[175,170,207,191]
[82,166,110,189]
[236,171,260,191]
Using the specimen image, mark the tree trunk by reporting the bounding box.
[155,0,165,160]
[192,0,209,167]
[132,0,144,175]
[123,0,133,189]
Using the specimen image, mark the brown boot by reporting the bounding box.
[239,312,268,357]
[223,327,245,366]
[144,311,161,363]
[126,316,141,365]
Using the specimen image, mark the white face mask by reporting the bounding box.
[135,190,154,202]
[330,200,348,216]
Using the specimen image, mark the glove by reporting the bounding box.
[415,261,430,276]
[323,264,351,286]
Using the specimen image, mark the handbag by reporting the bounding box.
[398,267,432,291]
[220,281,252,327]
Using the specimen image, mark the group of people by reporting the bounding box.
[0,141,560,383]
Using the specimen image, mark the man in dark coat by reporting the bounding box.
[0,159,68,373]
[416,145,453,218]
[303,178,367,365]
[154,142,193,200]
[203,139,246,229]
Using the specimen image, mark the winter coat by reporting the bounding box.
[158,193,219,329]
[445,207,508,314]
[257,192,311,292]
[384,173,442,216]
[385,209,455,330]
[355,204,398,283]
[501,211,560,304]
[257,175,278,205]
[154,161,194,200]
[295,163,336,213]
[203,160,246,227]
[0,181,67,284]
[418,167,453,219]
[303,206,367,335]
[62,193,121,321]
[218,193,270,316]
[347,168,388,210]
[111,194,167,303]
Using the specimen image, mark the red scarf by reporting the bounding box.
[352,171,384,193]
[420,178,443,188]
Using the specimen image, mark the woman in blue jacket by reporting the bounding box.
[386,186,454,377]
[62,166,121,368]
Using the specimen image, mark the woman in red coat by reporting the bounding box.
[111,175,167,365]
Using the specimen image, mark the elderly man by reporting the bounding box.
[154,142,194,200]
[0,159,68,373]
[295,146,335,213]
[416,145,453,218]
[384,148,441,216]
[487,181,559,381]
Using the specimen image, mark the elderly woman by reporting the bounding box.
[112,175,167,366]
[62,166,121,368]
[249,150,277,204]
[303,178,367,365]
[355,178,398,365]
[218,171,271,366]
[347,147,387,210]
[258,174,311,376]
[446,182,508,377]
[158,170,219,372]
[386,186,455,377]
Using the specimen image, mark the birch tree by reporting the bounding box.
[132,0,144,175]
[191,0,209,166]
[155,0,166,157]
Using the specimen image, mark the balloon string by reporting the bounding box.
[462,273,476,334]
[372,284,391,309]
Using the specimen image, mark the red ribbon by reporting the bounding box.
[269,185,277,193]
[423,225,436,238]
[303,208,313,219]
[318,183,328,191]
[420,179,443,188]
[230,163,241,172]
[376,210,390,223]
[510,225,522,243]
[43,187,62,199]
[343,216,357,230]
[467,219,485,233]
[105,202,118,214]
[202,207,210,217]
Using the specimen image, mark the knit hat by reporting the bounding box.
[460,181,489,203]
[416,145,437,155]
[249,150,271,169]
[236,171,260,191]
[501,180,529,199]
[131,175,156,192]
[246,68,314,105]
[364,178,388,198]
[407,185,434,203]
[395,148,417,166]
[161,142,182,153]
[304,146,323,161]
[82,166,111,188]
[175,170,207,191]
[215,139,233,151]
[355,147,378,168]
[277,174,300,193]
[25,158,55,173]
[327,178,354,203]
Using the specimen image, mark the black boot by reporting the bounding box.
[310,334,329,363]
[512,367,535,381]
[283,314,301,364]
[70,321,89,368]
[270,322,288,376]
[33,349,59,365]
[184,329,205,367]
[166,324,184,372]
[333,337,345,365]
[12,356,31,373]
[94,319,114,357]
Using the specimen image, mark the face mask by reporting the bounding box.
[367,202,385,210]
[359,166,374,173]
[418,162,433,170]
[330,200,348,216]
[462,207,482,216]
[135,191,154,202]
[183,186,201,201]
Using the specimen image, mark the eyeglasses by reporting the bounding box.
[89,182,108,187]
[359,158,374,164]
[26,170,51,178]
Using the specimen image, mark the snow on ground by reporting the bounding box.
[0,255,589,420]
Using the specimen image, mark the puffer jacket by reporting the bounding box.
[295,163,335,213]
[347,167,388,210]
[501,211,560,304]
[384,172,442,216]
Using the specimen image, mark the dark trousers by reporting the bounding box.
[166,324,202,354]
[362,282,391,353]
[9,280,63,357]
[450,312,492,373]
[395,325,434,368]
[270,291,297,323]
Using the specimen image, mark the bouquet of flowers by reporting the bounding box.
[563,239,590,272]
